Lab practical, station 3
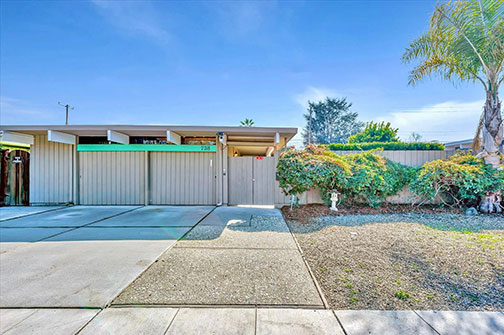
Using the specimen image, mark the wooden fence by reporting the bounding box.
[330,150,457,167]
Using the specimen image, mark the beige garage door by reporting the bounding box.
[150,152,215,205]
[79,151,146,205]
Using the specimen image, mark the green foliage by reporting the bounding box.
[239,118,255,127]
[276,145,350,198]
[302,97,364,145]
[402,0,504,87]
[276,146,415,207]
[410,152,504,207]
[402,0,504,169]
[395,290,410,300]
[328,142,445,151]
[348,122,399,143]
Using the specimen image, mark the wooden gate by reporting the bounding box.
[0,150,30,206]
[228,156,275,205]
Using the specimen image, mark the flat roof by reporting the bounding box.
[0,124,298,142]
[444,139,472,146]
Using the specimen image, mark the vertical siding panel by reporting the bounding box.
[121,152,127,205]
[79,153,84,204]
[78,151,144,205]
[148,152,215,205]
[29,135,73,204]
[199,154,204,203]
[170,153,175,204]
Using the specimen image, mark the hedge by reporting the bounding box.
[327,142,445,151]
[277,147,503,208]
[277,145,415,207]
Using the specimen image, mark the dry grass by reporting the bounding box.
[288,213,504,311]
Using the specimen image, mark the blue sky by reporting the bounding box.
[1,0,488,144]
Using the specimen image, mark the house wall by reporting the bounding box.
[30,135,74,204]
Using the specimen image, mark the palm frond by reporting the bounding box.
[403,0,504,89]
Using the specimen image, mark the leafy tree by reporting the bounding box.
[402,0,503,168]
[348,121,400,143]
[239,118,255,127]
[409,132,423,143]
[302,97,363,145]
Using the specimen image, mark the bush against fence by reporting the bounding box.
[276,146,503,208]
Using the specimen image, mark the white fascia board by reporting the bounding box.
[0,131,34,145]
[47,130,76,145]
[107,130,129,144]
[167,130,181,145]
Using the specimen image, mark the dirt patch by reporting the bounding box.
[287,213,504,311]
[282,204,462,223]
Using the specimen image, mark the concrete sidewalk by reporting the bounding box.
[1,307,503,334]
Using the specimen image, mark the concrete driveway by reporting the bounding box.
[0,205,214,308]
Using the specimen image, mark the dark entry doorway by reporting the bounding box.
[1,149,30,206]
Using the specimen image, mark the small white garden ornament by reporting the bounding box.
[330,192,339,212]
[289,195,298,212]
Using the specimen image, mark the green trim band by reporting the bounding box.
[77,144,216,152]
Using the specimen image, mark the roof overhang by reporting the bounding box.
[0,125,298,143]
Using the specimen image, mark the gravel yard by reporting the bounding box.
[287,211,504,311]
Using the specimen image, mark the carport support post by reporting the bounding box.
[216,135,228,205]
[72,140,79,205]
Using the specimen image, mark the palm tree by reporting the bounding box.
[240,118,255,127]
[402,0,503,169]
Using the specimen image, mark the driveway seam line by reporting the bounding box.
[254,307,258,335]
[283,214,329,309]
[177,206,218,240]
[412,310,442,335]
[104,206,217,308]
[74,308,104,335]
[34,206,144,242]
[162,307,180,335]
[0,206,68,223]
[0,309,38,334]
[332,310,348,335]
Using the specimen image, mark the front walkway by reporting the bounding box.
[113,206,324,306]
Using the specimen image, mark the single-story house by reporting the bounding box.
[0,125,297,207]
[444,138,503,152]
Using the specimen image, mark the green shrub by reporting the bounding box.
[327,142,445,151]
[395,290,410,300]
[348,121,399,143]
[410,152,504,207]
[277,146,415,207]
